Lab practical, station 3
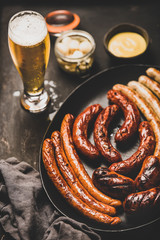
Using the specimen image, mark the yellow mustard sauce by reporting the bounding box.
[108,32,147,58]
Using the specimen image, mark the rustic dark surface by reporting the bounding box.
[1,0,160,239]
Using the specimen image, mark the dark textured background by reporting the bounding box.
[1,0,160,239]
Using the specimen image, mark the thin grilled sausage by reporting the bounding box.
[146,67,160,83]
[128,81,160,120]
[42,138,121,225]
[135,155,160,191]
[138,75,160,99]
[60,113,122,207]
[109,121,155,176]
[94,105,122,163]
[123,186,160,214]
[113,84,160,158]
[107,89,140,143]
[51,130,116,216]
[72,104,103,160]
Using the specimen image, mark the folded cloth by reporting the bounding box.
[0,157,101,240]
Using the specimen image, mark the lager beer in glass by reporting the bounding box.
[8,10,50,113]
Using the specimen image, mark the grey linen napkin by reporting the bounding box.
[0,157,101,240]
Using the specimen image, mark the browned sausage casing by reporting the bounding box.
[135,155,160,191]
[42,138,121,225]
[51,130,116,216]
[94,104,122,163]
[109,121,155,176]
[72,104,103,160]
[123,186,160,214]
[92,167,135,200]
[107,89,140,143]
[60,113,122,207]
[113,84,160,158]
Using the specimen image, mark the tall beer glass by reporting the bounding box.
[8,11,50,113]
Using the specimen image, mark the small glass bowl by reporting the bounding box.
[54,30,96,74]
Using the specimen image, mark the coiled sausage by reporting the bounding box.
[113,84,160,158]
[94,105,122,163]
[107,89,140,143]
[72,104,103,160]
[109,121,155,176]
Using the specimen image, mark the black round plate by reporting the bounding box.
[39,64,160,232]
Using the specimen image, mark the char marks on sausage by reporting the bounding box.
[107,89,140,143]
[94,104,122,163]
[92,167,135,200]
[72,104,103,160]
[109,121,155,176]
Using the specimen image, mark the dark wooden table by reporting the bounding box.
[1,0,160,239]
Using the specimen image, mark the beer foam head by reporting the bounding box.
[8,11,48,46]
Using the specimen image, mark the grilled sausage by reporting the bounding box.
[146,67,160,83]
[72,104,103,160]
[123,186,160,214]
[60,113,122,207]
[42,138,121,224]
[94,104,122,163]
[51,130,116,216]
[128,81,160,120]
[138,75,160,99]
[135,155,160,191]
[109,121,155,176]
[107,89,140,143]
[113,84,160,158]
[92,167,135,200]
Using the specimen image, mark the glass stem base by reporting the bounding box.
[20,89,50,113]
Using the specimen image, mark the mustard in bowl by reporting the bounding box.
[103,23,149,59]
